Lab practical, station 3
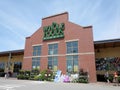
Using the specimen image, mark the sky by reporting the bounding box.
[0,0,120,51]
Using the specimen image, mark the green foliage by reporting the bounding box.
[118,76,120,82]
[34,75,40,80]
[17,75,25,79]
[75,69,89,83]
[108,75,114,82]
[17,70,30,80]
[25,70,31,75]
[17,69,53,81]
[38,70,53,81]
[29,69,40,80]
[29,75,35,80]
[24,75,30,80]
[78,76,88,83]
[39,70,46,81]
[19,70,25,75]
[32,68,40,75]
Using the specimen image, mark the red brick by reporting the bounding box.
[23,12,96,82]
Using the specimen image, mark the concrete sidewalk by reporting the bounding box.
[0,77,17,80]
[0,77,119,87]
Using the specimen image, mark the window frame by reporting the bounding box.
[32,57,40,69]
[48,43,58,55]
[48,56,58,71]
[66,55,79,74]
[33,45,41,56]
[66,41,78,54]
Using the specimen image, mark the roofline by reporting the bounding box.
[83,26,92,29]
[0,49,24,55]
[94,38,120,44]
[42,12,68,20]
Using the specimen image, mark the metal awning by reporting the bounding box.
[94,38,120,49]
[0,49,24,56]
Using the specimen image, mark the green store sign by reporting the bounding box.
[43,22,65,40]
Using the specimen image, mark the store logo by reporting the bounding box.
[43,22,65,40]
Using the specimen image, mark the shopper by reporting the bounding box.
[113,71,118,86]
[104,71,109,83]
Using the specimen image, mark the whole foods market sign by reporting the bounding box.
[43,22,65,40]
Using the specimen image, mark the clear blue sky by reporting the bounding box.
[0,0,120,51]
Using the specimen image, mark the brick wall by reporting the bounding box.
[23,12,96,82]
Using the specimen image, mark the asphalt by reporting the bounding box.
[0,77,120,90]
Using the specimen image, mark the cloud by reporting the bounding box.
[0,22,25,41]
[0,8,39,37]
[0,0,120,51]
[0,38,24,51]
[93,1,120,41]
[103,12,120,39]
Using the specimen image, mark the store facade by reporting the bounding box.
[0,49,23,76]
[95,39,120,81]
[22,12,96,82]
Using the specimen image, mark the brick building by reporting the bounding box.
[1,12,120,82]
[22,12,96,82]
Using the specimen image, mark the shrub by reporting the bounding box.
[31,68,40,75]
[78,76,88,83]
[37,69,53,81]
[24,75,30,80]
[29,75,35,80]
[17,69,54,81]
[34,74,41,80]
[17,70,24,79]
[108,75,114,83]
[25,70,31,76]
[39,70,46,81]
[17,70,30,80]
[29,69,39,80]
[118,76,120,83]
[19,70,25,75]
[78,69,88,83]
[17,75,25,79]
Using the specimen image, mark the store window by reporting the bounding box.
[32,57,40,69]
[66,41,79,74]
[96,57,120,71]
[32,45,41,69]
[66,55,78,73]
[33,46,41,56]
[48,43,58,55]
[0,62,5,72]
[48,57,58,71]
[13,62,22,73]
[66,41,78,54]
[48,43,58,71]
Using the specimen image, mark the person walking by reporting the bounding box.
[4,73,7,79]
[113,71,118,86]
[104,71,109,83]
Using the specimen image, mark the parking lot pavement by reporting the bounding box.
[0,78,120,90]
